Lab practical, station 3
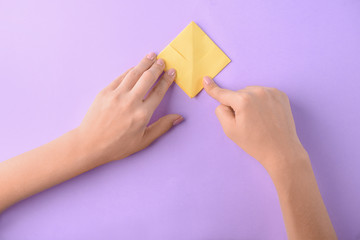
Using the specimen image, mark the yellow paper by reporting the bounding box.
[158,21,231,98]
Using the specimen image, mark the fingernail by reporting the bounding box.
[167,68,176,76]
[146,52,156,60]
[173,116,184,126]
[156,58,164,66]
[203,76,213,85]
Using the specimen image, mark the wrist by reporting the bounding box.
[67,128,107,171]
[264,146,312,184]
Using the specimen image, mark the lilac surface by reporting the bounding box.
[0,0,359,239]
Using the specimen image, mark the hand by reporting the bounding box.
[76,52,183,166]
[203,76,307,173]
[203,77,337,239]
[0,52,184,212]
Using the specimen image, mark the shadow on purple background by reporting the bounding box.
[0,0,359,239]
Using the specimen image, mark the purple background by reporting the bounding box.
[0,0,359,239]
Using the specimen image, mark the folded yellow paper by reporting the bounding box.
[158,21,231,98]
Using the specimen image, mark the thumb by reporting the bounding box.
[203,76,238,107]
[142,114,184,148]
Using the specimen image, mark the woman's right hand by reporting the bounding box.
[202,76,308,174]
[76,53,183,167]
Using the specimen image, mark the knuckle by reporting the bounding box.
[143,70,157,80]
[268,87,281,94]
[149,63,164,75]
[129,69,142,79]
[212,87,222,96]
[119,98,132,109]
[245,86,267,96]
[97,88,107,97]
[133,109,149,122]
[154,86,165,98]
[154,65,164,75]
[154,77,172,98]
[236,92,252,109]
[163,74,174,86]
[207,83,218,95]
[215,105,222,115]
[253,87,267,96]
[269,87,287,99]
[238,92,251,103]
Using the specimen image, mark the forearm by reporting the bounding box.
[268,151,337,240]
[0,129,97,212]
[0,54,179,213]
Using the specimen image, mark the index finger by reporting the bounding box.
[203,76,239,107]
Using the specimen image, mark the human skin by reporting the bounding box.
[0,52,337,239]
[0,52,184,212]
[203,76,337,240]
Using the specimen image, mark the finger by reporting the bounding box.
[144,68,176,110]
[105,67,133,91]
[141,114,184,149]
[117,52,157,92]
[215,104,236,134]
[132,58,165,97]
[203,76,238,107]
